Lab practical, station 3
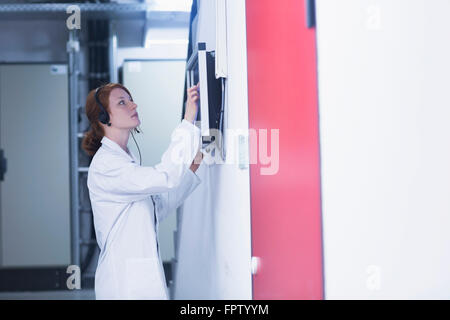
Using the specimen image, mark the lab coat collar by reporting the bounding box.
[101,135,139,164]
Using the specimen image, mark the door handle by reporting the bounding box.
[0,148,6,181]
[305,0,316,28]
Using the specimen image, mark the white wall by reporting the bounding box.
[316,0,450,299]
[116,25,189,63]
[194,0,216,52]
[173,0,253,299]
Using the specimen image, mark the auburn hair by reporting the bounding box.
[81,83,139,156]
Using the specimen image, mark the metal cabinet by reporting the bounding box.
[0,63,71,267]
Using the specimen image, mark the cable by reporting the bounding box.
[219,77,226,160]
[130,130,142,166]
[219,77,225,134]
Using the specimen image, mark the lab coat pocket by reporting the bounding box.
[125,257,166,300]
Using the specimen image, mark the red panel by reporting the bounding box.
[246,0,323,299]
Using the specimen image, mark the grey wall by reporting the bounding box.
[0,20,68,63]
[0,8,193,280]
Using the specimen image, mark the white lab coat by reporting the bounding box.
[87,119,201,300]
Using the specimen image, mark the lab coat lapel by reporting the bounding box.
[129,149,139,165]
[101,136,136,163]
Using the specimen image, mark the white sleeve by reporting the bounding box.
[90,119,201,203]
[154,167,201,223]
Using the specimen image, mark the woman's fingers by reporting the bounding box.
[186,83,200,108]
[188,95,198,102]
[188,90,199,100]
[187,83,200,93]
[184,84,200,123]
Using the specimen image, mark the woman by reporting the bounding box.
[82,82,203,299]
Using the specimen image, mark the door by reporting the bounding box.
[246,0,324,299]
[0,64,71,267]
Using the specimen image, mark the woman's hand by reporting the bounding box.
[184,83,200,123]
[189,151,203,173]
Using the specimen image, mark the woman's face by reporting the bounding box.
[108,87,140,129]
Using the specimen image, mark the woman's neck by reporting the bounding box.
[104,128,130,153]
